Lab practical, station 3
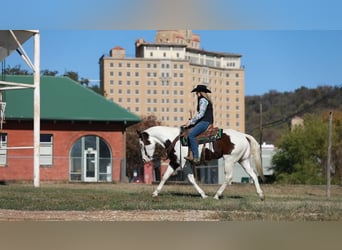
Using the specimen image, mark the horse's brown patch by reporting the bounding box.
[220,133,235,154]
[164,139,180,170]
[201,133,235,161]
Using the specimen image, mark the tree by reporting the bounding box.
[64,71,79,82]
[41,69,58,76]
[89,85,103,95]
[3,65,31,75]
[80,77,89,87]
[272,114,330,184]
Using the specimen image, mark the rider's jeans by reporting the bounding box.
[188,121,210,159]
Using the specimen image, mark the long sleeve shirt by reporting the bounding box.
[189,98,209,125]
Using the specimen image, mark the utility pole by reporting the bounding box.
[326,112,332,198]
[259,103,263,144]
[259,103,263,166]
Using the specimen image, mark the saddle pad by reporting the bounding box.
[181,128,223,146]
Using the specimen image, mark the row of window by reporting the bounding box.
[108,71,185,78]
[108,79,240,88]
[148,52,182,58]
[108,70,240,79]
[109,89,186,96]
[107,62,240,78]
[108,87,240,96]
[0,134,53,166]
[109,62,185,69]
[120,99,241,113]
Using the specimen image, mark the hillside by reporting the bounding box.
[245,85,342,145]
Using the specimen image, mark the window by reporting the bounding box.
[40,134,53,166]
[0,133,7,166]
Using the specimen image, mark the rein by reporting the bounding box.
[163,127,187,164]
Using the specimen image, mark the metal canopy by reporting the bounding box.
[0,30,41,188]
[0,30,35,62]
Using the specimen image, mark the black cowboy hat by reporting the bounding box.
[191,84,211,93]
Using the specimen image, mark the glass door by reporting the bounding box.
[84,149,97,182]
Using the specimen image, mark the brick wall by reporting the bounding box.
[0,121,125,182]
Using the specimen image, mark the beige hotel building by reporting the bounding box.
[99,30,245,132]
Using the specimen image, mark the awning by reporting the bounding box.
[0,30,36,62]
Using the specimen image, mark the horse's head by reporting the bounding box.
[137,130,156,163]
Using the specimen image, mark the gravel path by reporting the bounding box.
[0,209,219,221]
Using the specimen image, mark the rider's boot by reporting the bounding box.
[185,150,201,165]
[184,150,194,161]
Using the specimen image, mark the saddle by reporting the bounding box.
[180,125,223,147]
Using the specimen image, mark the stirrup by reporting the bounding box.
[184,156,193,161]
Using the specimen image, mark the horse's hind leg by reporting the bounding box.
[214,157,234,200]
[152,165,174,197]
[240,159,264,201]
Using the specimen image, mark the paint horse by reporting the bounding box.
[137,126,265,200]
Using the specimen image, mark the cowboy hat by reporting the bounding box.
[191,84,211,93]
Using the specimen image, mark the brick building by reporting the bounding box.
[0,75,140,183]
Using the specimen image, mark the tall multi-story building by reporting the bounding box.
[99,30,245,131]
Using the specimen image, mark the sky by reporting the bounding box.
[1,0,342,96]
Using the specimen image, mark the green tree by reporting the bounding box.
[41,69,58,76]
[64,71,79,82]
[3,65,31,75]
[272,114,329,184]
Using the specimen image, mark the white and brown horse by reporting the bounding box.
[137,126,265,200]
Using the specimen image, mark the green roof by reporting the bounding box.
[2,75,141,125]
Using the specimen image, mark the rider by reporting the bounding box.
[184,84,213,165]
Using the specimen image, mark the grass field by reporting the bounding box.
[0,182,341,221]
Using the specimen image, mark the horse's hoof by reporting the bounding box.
[152,192,158,197]
[201,194,208,199]
[259,194,265,201]
[213,195,220,200]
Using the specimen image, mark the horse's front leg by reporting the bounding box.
[152,165,174,197]
[183,162,208,199]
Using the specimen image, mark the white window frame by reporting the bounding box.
[0,133,7,166]
[40,134,53,166]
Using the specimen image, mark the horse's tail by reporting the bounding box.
[245,134,265,181]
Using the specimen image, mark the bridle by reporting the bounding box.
[137,131,154,163]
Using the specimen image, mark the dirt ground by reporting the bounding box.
[0,209,218,221]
